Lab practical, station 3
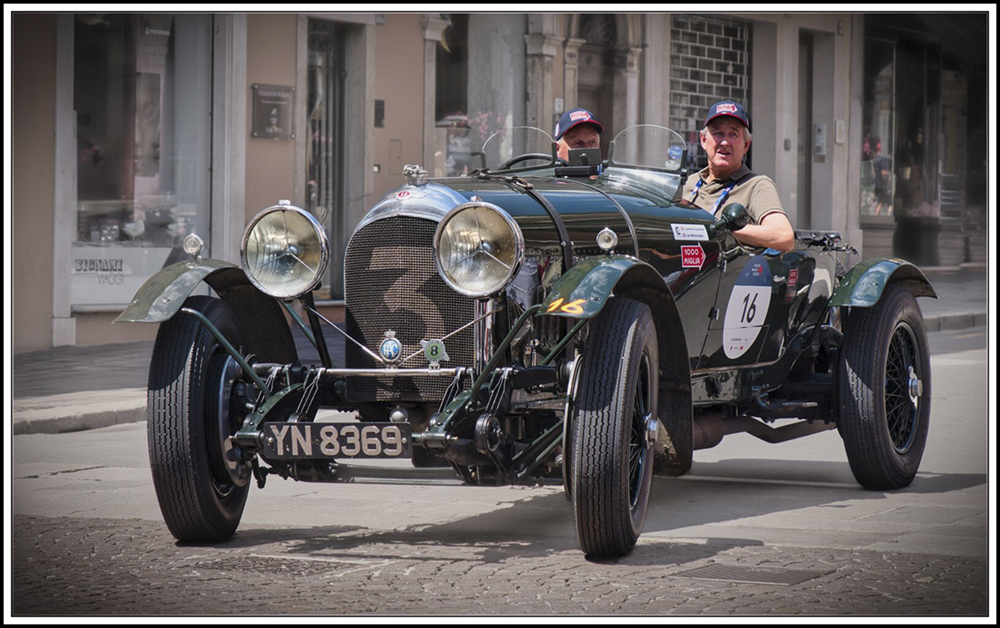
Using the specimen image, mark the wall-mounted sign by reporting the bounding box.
[252,83,294,140]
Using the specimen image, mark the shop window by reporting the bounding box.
[72,14,213,306]
[861,27,943,221]
[306,19,348,300]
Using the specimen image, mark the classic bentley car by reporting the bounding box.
[117,124,935,558]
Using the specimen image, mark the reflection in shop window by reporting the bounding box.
[72,14,212,306]
[861,38,895,217]
[861,33,944,221]
[434,14,470,177]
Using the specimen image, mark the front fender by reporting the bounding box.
[114,258,298,364]
[115,258,239,323]
[539,255,659,319]
[829,257,938,308]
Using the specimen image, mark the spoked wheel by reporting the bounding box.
[837,283,931,490]
[147,295,251,542]
[570,298,658,558]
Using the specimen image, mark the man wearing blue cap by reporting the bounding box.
[553,108,603,162]
[683,100,795,252]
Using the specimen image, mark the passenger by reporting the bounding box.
[683,100,795,253]
[553,108,603,163]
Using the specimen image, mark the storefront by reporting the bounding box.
[859,14,987,266]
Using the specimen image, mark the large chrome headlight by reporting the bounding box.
[241,202,329,299]
[434,202,524,298]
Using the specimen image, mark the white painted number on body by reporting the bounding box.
[723,256,771,359]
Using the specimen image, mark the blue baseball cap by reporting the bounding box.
[554,108,604,140]
[705,100,750,130]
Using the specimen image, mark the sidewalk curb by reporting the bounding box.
[922,312,989,333]
[13,389,147,436]
[13,405,147,436]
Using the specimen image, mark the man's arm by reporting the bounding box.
[733,211,795,252]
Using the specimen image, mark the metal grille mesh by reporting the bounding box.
[344,216,475,403]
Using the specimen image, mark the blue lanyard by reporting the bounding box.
[690,178,736,213]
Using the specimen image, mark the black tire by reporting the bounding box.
[837,283,931,490]
[570,298,658,558]
[148,295,251,542]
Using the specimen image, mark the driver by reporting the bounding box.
[553,108,603,162]
[683,100,795,253]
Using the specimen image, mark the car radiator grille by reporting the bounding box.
[344,216,475,403]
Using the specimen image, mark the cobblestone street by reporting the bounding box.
[12,514,989,617]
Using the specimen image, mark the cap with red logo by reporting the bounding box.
[554,108,604,140]
[705,100,750,130]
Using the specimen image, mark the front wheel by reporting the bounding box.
[147,295,251,542]
[570,298,658,558]
[837,283,931,490]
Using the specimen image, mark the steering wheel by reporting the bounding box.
[498,153,568,170]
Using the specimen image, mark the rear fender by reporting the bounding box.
[114,259,298,364]
[542,255,694,477]
[829,257,938,308]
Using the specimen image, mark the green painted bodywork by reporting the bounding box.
[114,258,239,323]
[829,257,937,307]
[539,255,657,319]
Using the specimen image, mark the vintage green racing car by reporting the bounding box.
[117,124,935,558]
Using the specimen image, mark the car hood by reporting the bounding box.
[360,170,716,259]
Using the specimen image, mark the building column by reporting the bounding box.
[613,46,643,134]
[53,14,76,347]
[525,32,560,131]
[846,14,866,257]
[421,15,449,171]
[641,14,671,128]
[467,15,526,141]
[212,14,246,265]
[562,37,585,111]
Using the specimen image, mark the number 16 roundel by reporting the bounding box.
[722,255,771,359]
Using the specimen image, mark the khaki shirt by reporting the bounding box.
[682,164,786,224]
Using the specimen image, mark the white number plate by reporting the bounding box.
[261,422,412,459]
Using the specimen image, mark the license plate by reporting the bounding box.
[261,422,412,459]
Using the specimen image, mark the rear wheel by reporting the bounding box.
[147,295,251,542]
[570,298,658,558]
[837,283,931,490]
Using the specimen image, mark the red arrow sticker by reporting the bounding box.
[681,244,706,270]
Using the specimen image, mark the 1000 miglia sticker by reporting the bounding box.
[723,255,771,358]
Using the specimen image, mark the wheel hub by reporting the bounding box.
[645,414,658,448]
[209,354,250,488]
[907,366,922,405]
